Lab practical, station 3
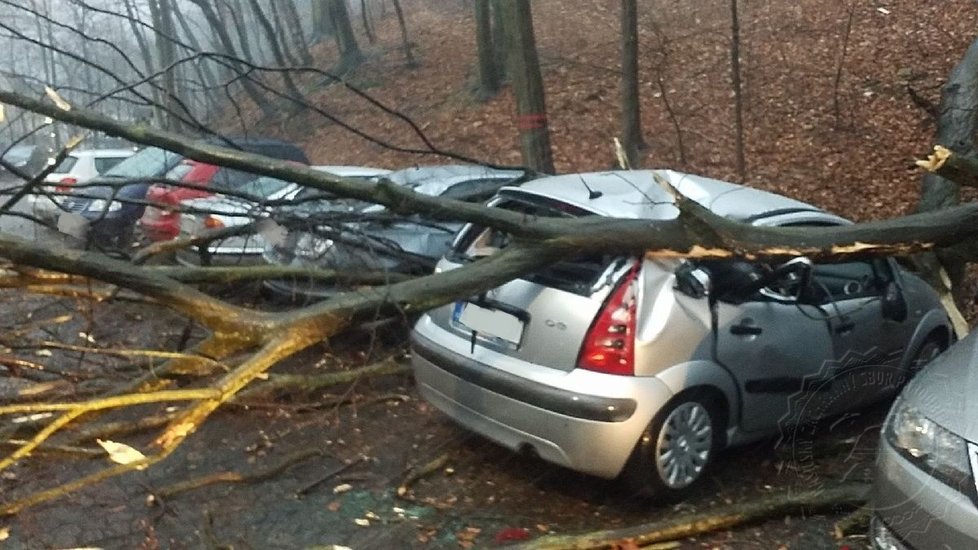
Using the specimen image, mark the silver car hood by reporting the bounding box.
[900,333,978,441]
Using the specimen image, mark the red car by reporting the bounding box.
[139,161,254,241]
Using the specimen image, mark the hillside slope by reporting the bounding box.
[240,0,978,223]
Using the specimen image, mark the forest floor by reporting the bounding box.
[5,0,978,548]
[1,291,884,550]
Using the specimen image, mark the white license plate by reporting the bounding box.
[456,302,524,345]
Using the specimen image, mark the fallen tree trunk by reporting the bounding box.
[511,483,870,549]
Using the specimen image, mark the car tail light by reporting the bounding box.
[56,176,78,193]
[203,216,224,229]
[577,267,639,376]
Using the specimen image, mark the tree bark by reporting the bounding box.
[122,0,164,126]
[499,0,555,174]
[390,0,417,67]
[187,0,273,116]
[266,0,303,68]
[280,0,314,65]
[171,6,222,117]
[729,0,747,181]
[148,0,183,132]
[620,0,643,167]
[360,0,377,43]
[918,37,978,212]
[474,0,500,100]
[244,0,306,102]
[327,0,363,72]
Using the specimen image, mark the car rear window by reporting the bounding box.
[54,155,78,173]
[450,192,622,296]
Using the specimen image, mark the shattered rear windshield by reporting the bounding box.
[450,192,622,296]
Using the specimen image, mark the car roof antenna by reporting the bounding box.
[579,175,603,200]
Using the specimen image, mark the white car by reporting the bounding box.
[31,148,135,220]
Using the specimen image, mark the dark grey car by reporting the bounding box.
[262,165,527,302]
[411,169,951,500]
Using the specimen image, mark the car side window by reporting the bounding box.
[809,260,886,303]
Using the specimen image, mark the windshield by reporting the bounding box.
[102,147,181,178]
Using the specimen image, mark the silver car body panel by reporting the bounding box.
[873,333,978,547]
[413,169,950,480]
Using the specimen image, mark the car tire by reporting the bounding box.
[621,391,722,501]
[907,332,947,376]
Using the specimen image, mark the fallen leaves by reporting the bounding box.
[96,439,147,468]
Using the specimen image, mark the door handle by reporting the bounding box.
[835,320,855,334]
[730,321,763,336]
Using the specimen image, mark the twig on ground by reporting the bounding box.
[294,455,367,498]
[509,482,870,549]
[153,448,323,499]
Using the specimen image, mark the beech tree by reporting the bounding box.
[498,0,555,174]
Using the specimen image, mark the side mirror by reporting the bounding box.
[881,280,908,322]
[674,262,711,299]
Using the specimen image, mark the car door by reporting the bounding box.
[712,261,836,433]
[810,258,907,412]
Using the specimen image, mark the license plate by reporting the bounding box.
[455,302,524,345]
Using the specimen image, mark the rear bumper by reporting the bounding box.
[871,439,978,549]
[410,329,672,479]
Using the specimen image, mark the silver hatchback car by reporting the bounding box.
[872,331,978,549]
[411,170,951,499]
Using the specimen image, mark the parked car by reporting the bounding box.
[176,166,392,266]
[260,165,529,302]
[60,146,184,246]
[64,138,308,248]
[139,159,264,241]
[410,169,952,500]
[871,331,977,549]
[30,148,135,221]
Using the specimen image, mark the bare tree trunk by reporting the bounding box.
[223,0,259,63]
[171,6,222,117]
[918,38,978,212]
[266,0,303,68]
[730,0,747,181]
[148,0,183,132]
[327,0,363,71]
[188,0,273,116]
[473,0,500,100]
[360,0,377,43]
[499,0,555,174]
[244,0,306,102]
[491,3,507,81]
[122,0,165,127]
[620,0,643,167]
[390,0,417,67]
[311,0,330,39]
[281,0,314,65]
